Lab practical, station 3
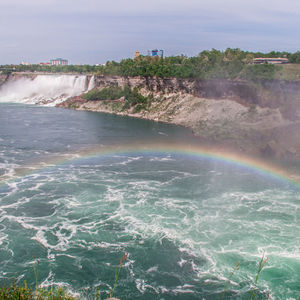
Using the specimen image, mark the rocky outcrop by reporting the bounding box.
[91,76,300,119]
[93,76,258,104]
[58,76,300,159]
[0,73,10,87]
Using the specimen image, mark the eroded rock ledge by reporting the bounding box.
[57,76,300,159]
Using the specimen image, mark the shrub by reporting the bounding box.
[241,64,279,81]
[83,86,149,112]
[83,86,124,101]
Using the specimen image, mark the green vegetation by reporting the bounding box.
[0,69,12,75]
[250,253,269,300]
[0,254,129,300]
[83,85,149,112]
[240,64,277,81]
[273,63,300,80]
[0,64,96,74]
[83,85,126,101]
[288,51,300,63]
[222,262,240,298]
[0,281,76,299]
[108,252,128,299]
[221,253,269,300]
[105,49,288,80]
[2,48,300,81]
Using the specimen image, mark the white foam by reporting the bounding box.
[0,151,299,299]
[86,75,95,91]
[0,233,8,247]
[135,279,160,294]
[146,266,158,273]
[89,241,121,249]
[0,75,89,106]
[172,285,195,294]
[150,157,174,162]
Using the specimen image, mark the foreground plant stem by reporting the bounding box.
[250,252,268,300]
[108,252,128,299]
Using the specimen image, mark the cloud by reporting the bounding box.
[3,0,300,18]
[0,0,300,64]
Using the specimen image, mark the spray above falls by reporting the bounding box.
[0,75,95,106]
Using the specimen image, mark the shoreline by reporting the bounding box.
[57,90,300,160]
[1,71,300,160]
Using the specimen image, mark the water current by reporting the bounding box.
[0,103,299,299]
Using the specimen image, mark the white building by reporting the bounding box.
[50,58,68,66]
[253,58,288,64]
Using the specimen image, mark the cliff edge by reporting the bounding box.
[55,76,300,159]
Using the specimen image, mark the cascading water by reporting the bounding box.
[87,75,95,91]
[0,75,94,106]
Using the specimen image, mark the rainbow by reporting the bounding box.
[1,142,300,188]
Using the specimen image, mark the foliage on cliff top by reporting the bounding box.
[83,85,147,106]
[3,48,300,80]
[98,49,284,80]
[83,85,126,101]
[83,85,149,113]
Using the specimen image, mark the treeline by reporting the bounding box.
[2,48,300,80]
[0,64,96,74]
[97,49,287,80]
[97,49,299,80]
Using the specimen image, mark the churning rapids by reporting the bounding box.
[0,90,299,298]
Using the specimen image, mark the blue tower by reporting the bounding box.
[147,49,164,58]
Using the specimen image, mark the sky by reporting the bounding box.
[0,0,300,65]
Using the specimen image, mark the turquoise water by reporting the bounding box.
[0,103,299,299]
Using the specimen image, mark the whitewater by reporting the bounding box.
[0,91,299,298]
[0,74,94,105]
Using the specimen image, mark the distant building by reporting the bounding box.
[147,49,164,58]
[39,62,51,66]
[50,58,68,66]
[134,51,141,59]
[21,61,30,65]
[253,58,288,64]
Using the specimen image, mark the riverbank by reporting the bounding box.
[57,76,300,159]
[1,71,300,159]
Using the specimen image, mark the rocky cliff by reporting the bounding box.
[57,75,300,159]
[0,73,10,87]
[92,76,300,108]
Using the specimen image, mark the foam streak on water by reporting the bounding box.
[0,154,299,299]
[0,104,299,299]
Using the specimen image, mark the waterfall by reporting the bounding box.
[0,75,91,106]
[87,75,95,92]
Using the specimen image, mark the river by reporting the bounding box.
[0,103,299,299]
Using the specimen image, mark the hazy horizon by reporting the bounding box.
[1,0,300,65]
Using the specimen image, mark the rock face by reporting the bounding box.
[93,76,259,104]
[2,72,299,159]
[92,76,300,111]
[57,75,300,159]
[0,73,10,87]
